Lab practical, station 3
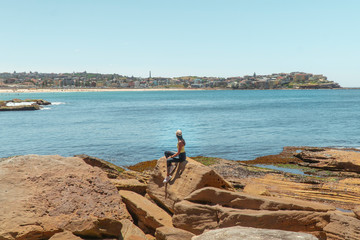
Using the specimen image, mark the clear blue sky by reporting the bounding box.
[1,0,359,87]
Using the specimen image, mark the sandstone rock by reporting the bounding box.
[119,190,173,234]
[173,187,332,236]
[243,183,271,196]
[76,155,151,184]
[49,231,82,240]
[208,158,268,183]
[219,209,329,239]
[354,207,360,220]
[240,172,360,211]
[323,212,360,240]
[0,155,131,240]
[155,226,195,240]
[120,219,147,240]
[147,157,233,213]
[185,187,334,212]
[191,226,318,240]
[173,200,219,234]
[75,154,126,178]
[173,200,329,235]
[210,147,360,210]
[146,234,156,240]
[126,236,145,240]
[296,149,360,173]
[112,178,147,195]
[121,169,152,184]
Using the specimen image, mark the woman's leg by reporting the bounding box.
[164,151,180,177]
[164,151,176,159]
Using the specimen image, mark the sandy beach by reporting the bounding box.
[0,88,205,93]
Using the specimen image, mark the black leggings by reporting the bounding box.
[164,151,186,167]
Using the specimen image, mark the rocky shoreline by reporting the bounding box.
[1,147,359,240]
[0,99,51,111]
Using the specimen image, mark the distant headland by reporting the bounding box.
[0,71,341,90]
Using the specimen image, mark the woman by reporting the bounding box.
[163,129,186,183]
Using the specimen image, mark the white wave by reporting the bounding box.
[6,102,35,107]
[51,102,65,105]
[40,107,52,110]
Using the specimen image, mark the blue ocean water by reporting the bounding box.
[1,89,360,166]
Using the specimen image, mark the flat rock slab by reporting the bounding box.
[173,187,333,236]
[119,190,173,234]
[192,226,318,240]
[173,200,329,235]
[185,187,335,212]
[0,155,130,240]
[296,149,360,173]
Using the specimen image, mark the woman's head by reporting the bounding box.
[176,129,184,140]
[176,129,182,137]
[176,129,185,144]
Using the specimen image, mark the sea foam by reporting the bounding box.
[51,102,65,105]
[6,102,35,107]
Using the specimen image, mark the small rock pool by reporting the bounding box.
[255,164,307,175]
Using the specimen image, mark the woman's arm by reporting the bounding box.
[170,141,184,158]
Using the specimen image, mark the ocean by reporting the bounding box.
[1,89,360,167]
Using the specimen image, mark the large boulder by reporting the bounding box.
[296,149,360,173]
[0,155,131,240]
[146,157,233,213]
[191,226,318,240]
[173,187,332,237]
[119,190,173,234]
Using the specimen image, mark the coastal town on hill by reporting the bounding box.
[0,71,341,90]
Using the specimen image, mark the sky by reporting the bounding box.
[0,0,359,87]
